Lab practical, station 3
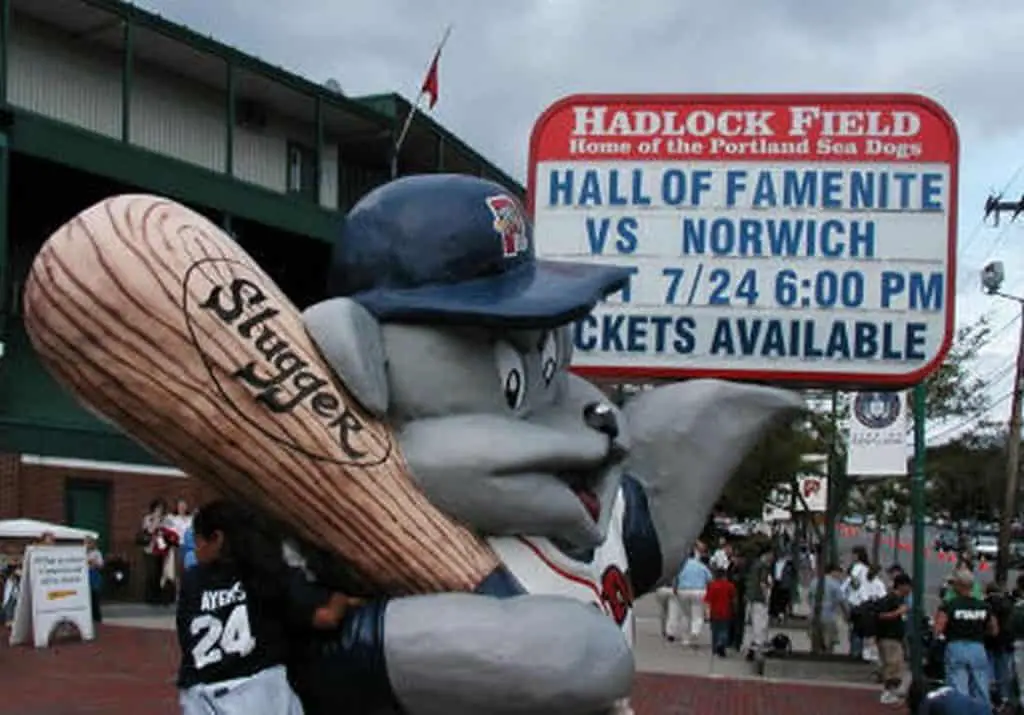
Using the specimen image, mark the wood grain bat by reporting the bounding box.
[21,194,500,595]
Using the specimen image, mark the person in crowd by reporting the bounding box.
[85,536,104,623]
[181,519,198,572]
[745,547,773,660]
[808,562,846,654]
[983,581,1014,708]
[768,552,797,623]
[1007,573,1024,713]
[1,558,20,629]
[167,498,193,540]
[176,499,361,714]
[933,569,998,708]
[38,531,57,546]
[709,537,732,572]
[727,552,748,652]
[704,567,736,657]
[858,564,888,665]
[696,539,711,567]
[875,573,913,705]
[943,558,984,602]
[675,547,713,648]
[843,546,872,659]
[140,498,175,605]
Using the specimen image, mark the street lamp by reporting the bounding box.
[981,260,1024,587]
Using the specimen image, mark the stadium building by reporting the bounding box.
[0,0,522,588]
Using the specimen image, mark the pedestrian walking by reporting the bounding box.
[875,573,912,705]
[745,547,773,660]
[704,568,736,657]
[674,548,713,648]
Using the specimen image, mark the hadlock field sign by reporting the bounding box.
[527,94,959,385]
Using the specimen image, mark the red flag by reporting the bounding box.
[421,49,440,109]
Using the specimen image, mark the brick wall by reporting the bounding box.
[0,454,20,517]
[1,452,221,599]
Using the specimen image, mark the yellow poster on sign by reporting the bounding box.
[46,590,78,601]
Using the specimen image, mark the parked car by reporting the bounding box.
[1010,540,1024,568]
[933,529,958,552]
[972,534,999,561]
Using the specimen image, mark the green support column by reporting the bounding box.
[314,96,324,206]
[910,383,927,683]
[222,60,235,235]
[0,0,8,337]
[121,12,134,142]
[0,0,10,103]
[0,132,8,343]
[225,61,235,176]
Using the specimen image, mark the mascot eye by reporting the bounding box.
[539,331,559,386]
[494,341,527,411]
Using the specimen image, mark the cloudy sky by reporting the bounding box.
[134,0,1024,441]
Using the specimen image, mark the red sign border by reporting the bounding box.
[526,92,960,389]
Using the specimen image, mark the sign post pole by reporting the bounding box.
[909,382,927,683]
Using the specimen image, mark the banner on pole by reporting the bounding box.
[846,391,909,477]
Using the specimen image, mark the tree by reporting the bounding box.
[916,316,993,423]
[927,429,1006,521]
[718,415,821,518]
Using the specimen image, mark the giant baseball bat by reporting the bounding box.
[21,194,500,594]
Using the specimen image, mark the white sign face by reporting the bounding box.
[10,545,94,648]
[528,94,958,386]
[846,390,910,477]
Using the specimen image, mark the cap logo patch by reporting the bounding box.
[486,195,529,258]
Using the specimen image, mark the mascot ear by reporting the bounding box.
[302,298,389,417]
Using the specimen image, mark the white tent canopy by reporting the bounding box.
[0,518,97,541]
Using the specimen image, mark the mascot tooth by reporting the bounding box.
[293,173,805,715]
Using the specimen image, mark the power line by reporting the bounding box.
[964,163,1024,256]
[926,390,1013,444]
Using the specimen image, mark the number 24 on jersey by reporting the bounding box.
[190,604,257,670]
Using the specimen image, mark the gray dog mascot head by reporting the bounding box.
[292,174,804,715]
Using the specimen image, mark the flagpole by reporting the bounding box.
[390,24,453,178]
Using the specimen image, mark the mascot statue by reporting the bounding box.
[21,174,803,715]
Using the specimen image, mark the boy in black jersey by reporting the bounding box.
[876,573,912,705]
[176,500,360,715]
[933,569,997,709]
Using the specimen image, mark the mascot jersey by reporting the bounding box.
[489,486,636,644]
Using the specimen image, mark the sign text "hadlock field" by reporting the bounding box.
[572,106,922,139]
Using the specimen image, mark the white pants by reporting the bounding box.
[749,601,769,652]
[676,589,706,643]
[654,586,682,639]
[180,665,304,715]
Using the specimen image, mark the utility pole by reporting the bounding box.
[998,306,1024,586]
[980,198,1024,584]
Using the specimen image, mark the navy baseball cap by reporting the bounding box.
[326,173,632,329]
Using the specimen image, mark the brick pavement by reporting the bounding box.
[1,626,897,714]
